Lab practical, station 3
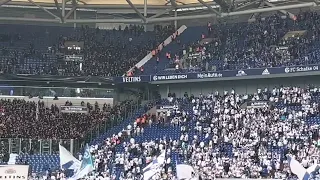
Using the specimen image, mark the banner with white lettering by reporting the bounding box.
[122,76,142,83]
[152,74,188,81]
[247,101,269,108]
[0,165,29,180]
[114,64,320,83]
[60,106,88,113]
[64,55,84,62]
[116,76,150,83]
[284,65,319,73]
[65,41,84,49]
[157,105,177,110]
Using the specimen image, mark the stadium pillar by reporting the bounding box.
[73,9,77,28]
[19,139,22,154]
[126,0,147,22]
[248,0,264,22]
[8,138,11,154]
[62,0,65,18]
[144,0,147,32]
[70,139,74,155]
[174,10,178,30]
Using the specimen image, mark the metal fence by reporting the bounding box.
[0,86,114,98]
[0,138,75,155]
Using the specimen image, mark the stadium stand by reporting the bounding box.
[2,13,320,77]
[24,86,320,179]
[0,98,142,170]
[0,6,320,180]
[0,99,138,139]
[139,12,320,75]
[0,24,175,76]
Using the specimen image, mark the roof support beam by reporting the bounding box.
[27,0,60,20]
[2,2,313,24]
[147,2,315,23]
[264,1,296,20]
[64,0,77,21]
[0,17,60,22]
[0,0,11,6]
[125,0,146,22]
[170,0,178,8]
[198,0,221,16]
[53,0,61,14]
[235,0,259,10]
[149,8,173,19]
[53,0,60,12]
[248,0,264,21]
[66,18,143,23]
[53,0,63,22]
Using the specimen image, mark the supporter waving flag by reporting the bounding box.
[59,144,81,171]
[143,151,166,180]
[287,155,320,180]
[69,144,94,180]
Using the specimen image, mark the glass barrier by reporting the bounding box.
[61,139,71,152]
[51,139,60,154]
[21,139,30,153]
[0,138,9,163]
[31,139,40,154]
[0,86,114,98]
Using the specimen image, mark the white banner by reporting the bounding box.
[0,165,29,179]
[126,25,188,74]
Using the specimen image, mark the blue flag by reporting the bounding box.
[68,144,94,180]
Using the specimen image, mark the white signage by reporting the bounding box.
[284,65,319,73]
[262,68,270,75]
[236,70,247,76]
[0,165,29,179]
[197,72,223,79]
[152,74,188,81]
[64,55,84,62]
[122,76,141,83]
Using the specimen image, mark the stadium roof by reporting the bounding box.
[8,0,213,5]
[0,0,318,24]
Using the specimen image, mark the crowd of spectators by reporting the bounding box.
[167,12,320,73]
[34,86,320,180]
[0,99,137,139]
[0,24,175,76]
[3,12,320,77]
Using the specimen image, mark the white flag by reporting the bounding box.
[176,164,198,180]
[143,151,166,180]
[59,144,81,171]
[287,155,320,180]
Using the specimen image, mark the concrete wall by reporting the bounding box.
[0,96,113,107]
[157,75,319,98]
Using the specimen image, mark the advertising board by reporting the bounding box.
[0,165,29,179]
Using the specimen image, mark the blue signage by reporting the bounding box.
[114,65,320,83]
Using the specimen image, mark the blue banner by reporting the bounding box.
[114,65,320,83]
